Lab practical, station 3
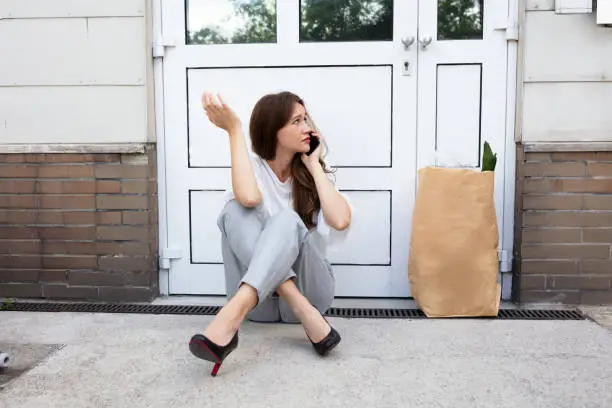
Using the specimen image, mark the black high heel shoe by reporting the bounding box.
[308,317,341,356]
[189,332,239,376]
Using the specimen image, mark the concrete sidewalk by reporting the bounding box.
[1,310,611,408]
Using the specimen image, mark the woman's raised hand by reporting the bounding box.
[201,92,242,134]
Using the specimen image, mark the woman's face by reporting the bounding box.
[276,103,312,155]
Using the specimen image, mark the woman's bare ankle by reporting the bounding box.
[203,314,240,346]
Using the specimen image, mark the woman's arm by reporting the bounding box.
[227,126,262,207]
[202,92,261,207]
[309,162,351,230]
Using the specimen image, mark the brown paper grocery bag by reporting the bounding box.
[408,167,501,317]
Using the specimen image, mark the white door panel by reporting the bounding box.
[187,65,393,168]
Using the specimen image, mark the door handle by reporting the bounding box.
[401,36,416,50]
[419,35,433,50]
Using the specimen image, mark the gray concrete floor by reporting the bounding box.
[1,306,611,408]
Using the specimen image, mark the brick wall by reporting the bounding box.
[515,149,612,305]
[0,148,158,302]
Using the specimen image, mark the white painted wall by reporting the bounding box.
[522,4,612,142]
[0,0,152,145]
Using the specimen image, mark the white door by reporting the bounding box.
[161,0,511,298]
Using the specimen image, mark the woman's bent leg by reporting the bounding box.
[218,200,280,322]
[218,201,310,322]
[279,231,335,323]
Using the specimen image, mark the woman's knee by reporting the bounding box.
[270,208,306,231]
[218,199,262,235]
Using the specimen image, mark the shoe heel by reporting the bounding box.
[189,332,239,377]
[211,362,222,376]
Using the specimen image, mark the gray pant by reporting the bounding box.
[217,200,335,323]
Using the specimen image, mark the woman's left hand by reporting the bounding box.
[301,132,323,173]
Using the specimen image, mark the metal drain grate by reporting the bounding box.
[2,302,586,320]
[325,308,585,320]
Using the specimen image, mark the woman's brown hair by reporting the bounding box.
[249,91,333,229]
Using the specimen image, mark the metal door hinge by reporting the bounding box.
[494,17,519,42]
[499,249,513,273]
[160,247,182,269]
[153,37,175,59]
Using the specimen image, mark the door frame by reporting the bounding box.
[153,0,520,299]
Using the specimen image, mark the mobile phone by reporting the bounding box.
[307,132,320,156]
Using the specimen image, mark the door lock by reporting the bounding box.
[402,60,412,76]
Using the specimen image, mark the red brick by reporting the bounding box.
[97,212,122,225]
[523,179,550,193]
[97,226,148,241]
[551,152,612,162]
[24,153,92,163]
[523,195,582,210]
[122,211,149,225]
[38,227,96,240]
[0,283,42,297]
[522,244,610,260]
[2,210,37,224]
[95,164,147,179]
[523,162,585,177]
[580,290,612,305]
[583,196,612,210]
[69,271,124,286]
[42,284,98,300]
[0,255,42,268]
[522,260,579,274]
[524,153,551,162]
[42,255,97,269]
[0,181,36,193]
[97,181,121,193]
[38,270,68,282]
[39,195,95,209]
[587,163,612,177]
[34,211,64,224]
[40,241,149,256]
[0,227,40,239]
[62,212,96,225]
[91,154,121,163]
[549,276,611,290]
[41,242,98,255]
[520,290,580,304]
[582,228,612,243]
[148,180,157,194]
[37,180,98,194]
[121,181,147,194]
[582,260,612,274]
[522,228,581,243]
[98,287,154,302]
[0,195,36,208]
[0,165,37,178]
[0,154,25,163]
[117,242,151,255]
[0,269,39,283]
[34,211,95,225]
[0,239,41,254]
[520,275,546,290]
[96,195,148,210]
[124,272,151,286]
[99,255,151,272]
[38,165,94,178]
[551,179,612,194]
[523,212,612,227]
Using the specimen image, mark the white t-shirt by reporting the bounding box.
[225,154,351,249]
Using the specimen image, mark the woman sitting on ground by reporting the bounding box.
[189,91,352,376]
